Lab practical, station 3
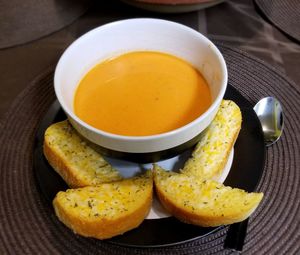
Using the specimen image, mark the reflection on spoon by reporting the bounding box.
[253,97,284,146]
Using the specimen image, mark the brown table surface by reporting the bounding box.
[1,0,300,120]
[0,0,300,254]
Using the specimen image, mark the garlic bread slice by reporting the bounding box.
[43,120,122,188]
[154,165,263,227]
[181,100,242,181]
[53,171,153,239]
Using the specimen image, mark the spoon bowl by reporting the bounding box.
[253,97,284,146]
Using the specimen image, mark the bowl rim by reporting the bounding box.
[54,18,228,142]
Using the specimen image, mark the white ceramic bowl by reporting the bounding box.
[54,18,227,162]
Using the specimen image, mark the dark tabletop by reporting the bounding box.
[1,0,300,120]
[0,0,299,254]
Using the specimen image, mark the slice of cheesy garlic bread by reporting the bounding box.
[43,120,122,188]
[154,165,263,227]
[53,171,153,239]
[181,100,242,181]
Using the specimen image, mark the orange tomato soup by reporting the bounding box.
[74,51,211,136]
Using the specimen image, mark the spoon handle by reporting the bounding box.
[224,218,249,251]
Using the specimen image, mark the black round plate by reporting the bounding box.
[33,84,265,247]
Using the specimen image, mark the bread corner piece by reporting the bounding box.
[153,165,263,227]
[43,120,122,188]
[53,171,153,239]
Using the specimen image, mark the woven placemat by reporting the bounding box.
[0,45,299,254]
[0,0,91,49]
[254,0,300,42]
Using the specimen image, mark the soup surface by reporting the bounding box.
[74,51,211,136]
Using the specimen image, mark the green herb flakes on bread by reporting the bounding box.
[153,165,263,227]
[43,120,122,188]
[181,100,242,181]
[44,99,263,240]
[53,171,153,239]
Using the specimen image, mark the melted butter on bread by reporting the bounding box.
[181,100,242,180]
[53,171,153,239]
[154,165,263,227]
[43,120,122,188]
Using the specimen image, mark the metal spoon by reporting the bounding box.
[225,97,284,251]
[253,97,284,146]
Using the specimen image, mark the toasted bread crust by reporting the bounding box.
[155,181,261,227]
[53,172,153,239]
[53,189,152,239]
[181,100,242,181]
[154,165,263,227]
[44,141,88,188]
[43,120,122,188]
